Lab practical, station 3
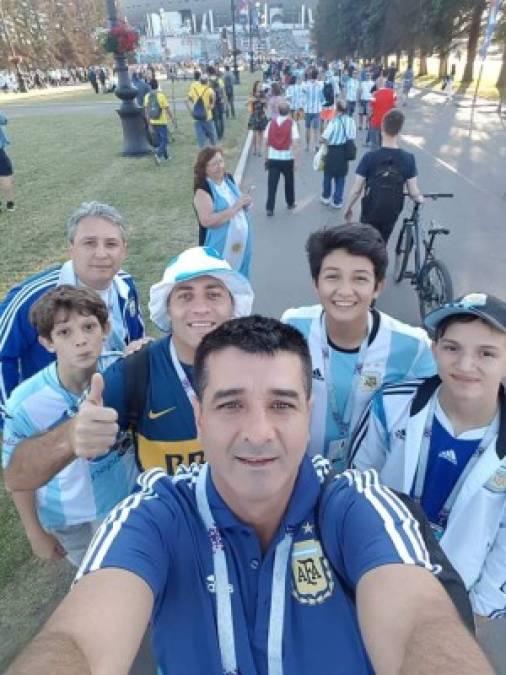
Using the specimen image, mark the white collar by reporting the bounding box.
[58,260,129,299]
[435,393,495,441]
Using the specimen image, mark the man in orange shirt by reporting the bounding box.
[367,76,396,150]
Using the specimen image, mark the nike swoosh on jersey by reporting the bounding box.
[148,406,177,420]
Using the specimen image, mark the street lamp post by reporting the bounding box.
[248,1,254,73]
[230,0,240,84]
[105,0,151,156]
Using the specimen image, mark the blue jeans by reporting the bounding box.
[368,127,381,150]
[153,124,169,159]
[194,119,217,148]
[322,173,345,205]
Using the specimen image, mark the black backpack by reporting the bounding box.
[224,74,234,96]
[323,81,334,106]
[210,78,224,107]
[319,468,474,633]
[192,89,208,121]
[124,344,151,431]
[147,92,162,121]
[361,155,405,225]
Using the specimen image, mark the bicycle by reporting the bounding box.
[394,193,454,321]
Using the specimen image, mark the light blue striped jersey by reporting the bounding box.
[345,78,360,102]
[281,305,436,470]
[322,114,356,146]
[359,80,375,101]
[302,80,323,114]
[2,353,138,530]
[286,83,305,110]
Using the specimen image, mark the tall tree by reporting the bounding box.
[462,0,487,82]
[312,0,339,58]
[0,0,107,68]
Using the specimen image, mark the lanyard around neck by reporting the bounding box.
[320,311,373,444]
[413,391,499,515]
[169,338,195,402]
[195,463,292,675]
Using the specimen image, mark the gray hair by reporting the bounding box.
[66,202,127,243]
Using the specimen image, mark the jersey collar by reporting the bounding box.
[205,454,321,532]
[410,375,506,460]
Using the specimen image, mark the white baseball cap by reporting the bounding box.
[149,246,254,333]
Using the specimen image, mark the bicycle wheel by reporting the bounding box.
[418,259,454,321]
[393,221,413,283]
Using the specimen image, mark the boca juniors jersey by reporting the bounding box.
[103,337,201,474]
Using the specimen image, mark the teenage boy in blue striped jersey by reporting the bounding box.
[282,224,435,471]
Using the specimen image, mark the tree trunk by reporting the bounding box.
[497,40,506,105]
[407,48,415,68]
[462,0,486,83]
[395,50,401,70]
[418,50,428,76]
[438,52,448,78]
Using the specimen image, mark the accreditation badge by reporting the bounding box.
[485,466,506,493]
[359,369,382,392]
[291,537,334,605]
[328,439,347,470]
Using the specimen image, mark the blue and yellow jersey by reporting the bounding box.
[103,337,201,474]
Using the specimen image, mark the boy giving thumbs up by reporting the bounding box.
[2,286,138,566]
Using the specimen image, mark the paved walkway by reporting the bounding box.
[241,88,506,674]
[244,87,506,327]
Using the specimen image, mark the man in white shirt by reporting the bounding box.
[345,70,360,117]
[264,98,300,217]
[301,67,323,152]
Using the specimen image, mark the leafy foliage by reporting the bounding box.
[0,0,107,68]
[312,0,498,71]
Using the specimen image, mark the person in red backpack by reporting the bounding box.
[264,98,300,217]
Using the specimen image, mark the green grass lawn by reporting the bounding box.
[415,74,501,101]
[0,71,256,107]
[0,73,253,671]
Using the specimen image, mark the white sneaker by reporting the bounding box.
[320,196,331,205]
[331,201,344,209]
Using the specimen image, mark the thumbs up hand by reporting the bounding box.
[87,372,104,406]
[70,374,119,459]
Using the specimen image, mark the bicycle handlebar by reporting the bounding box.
[403,193,454,199]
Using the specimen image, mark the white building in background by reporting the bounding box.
[123,0,314,61]
[121,0,316,34]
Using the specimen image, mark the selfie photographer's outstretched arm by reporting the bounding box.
[4,374,119,491]
[357,564,493,674]
[5,568,152,675]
